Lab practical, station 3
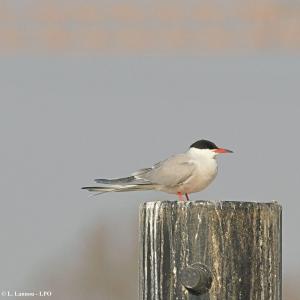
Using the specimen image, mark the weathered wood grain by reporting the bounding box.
[139,201,282,300]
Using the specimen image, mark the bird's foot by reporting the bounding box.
[177,192,184,202]
[177,192,189,202]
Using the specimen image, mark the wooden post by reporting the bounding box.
[139,201,282,300]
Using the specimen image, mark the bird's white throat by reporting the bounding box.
[188,147,217,160]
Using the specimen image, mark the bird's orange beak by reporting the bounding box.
[213,148,233,154]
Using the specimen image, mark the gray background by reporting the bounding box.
[0,55,299,299]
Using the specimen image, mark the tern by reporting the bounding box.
[82,139,233,201]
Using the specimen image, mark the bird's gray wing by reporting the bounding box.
[133,154,195,187]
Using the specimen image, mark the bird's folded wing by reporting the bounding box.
[133,154,195,187]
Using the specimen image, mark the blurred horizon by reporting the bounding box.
[0,0,299,55]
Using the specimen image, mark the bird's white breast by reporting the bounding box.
[178,148,218,194]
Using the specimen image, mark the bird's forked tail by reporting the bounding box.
[82,176,155,194]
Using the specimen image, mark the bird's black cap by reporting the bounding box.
[190,139,218,150]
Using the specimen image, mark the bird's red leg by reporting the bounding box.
[177,192,184,201]
[185,193,190,201]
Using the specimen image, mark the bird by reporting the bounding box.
[82,139,233,201]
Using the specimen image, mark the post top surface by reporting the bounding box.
[140,200,282,210]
